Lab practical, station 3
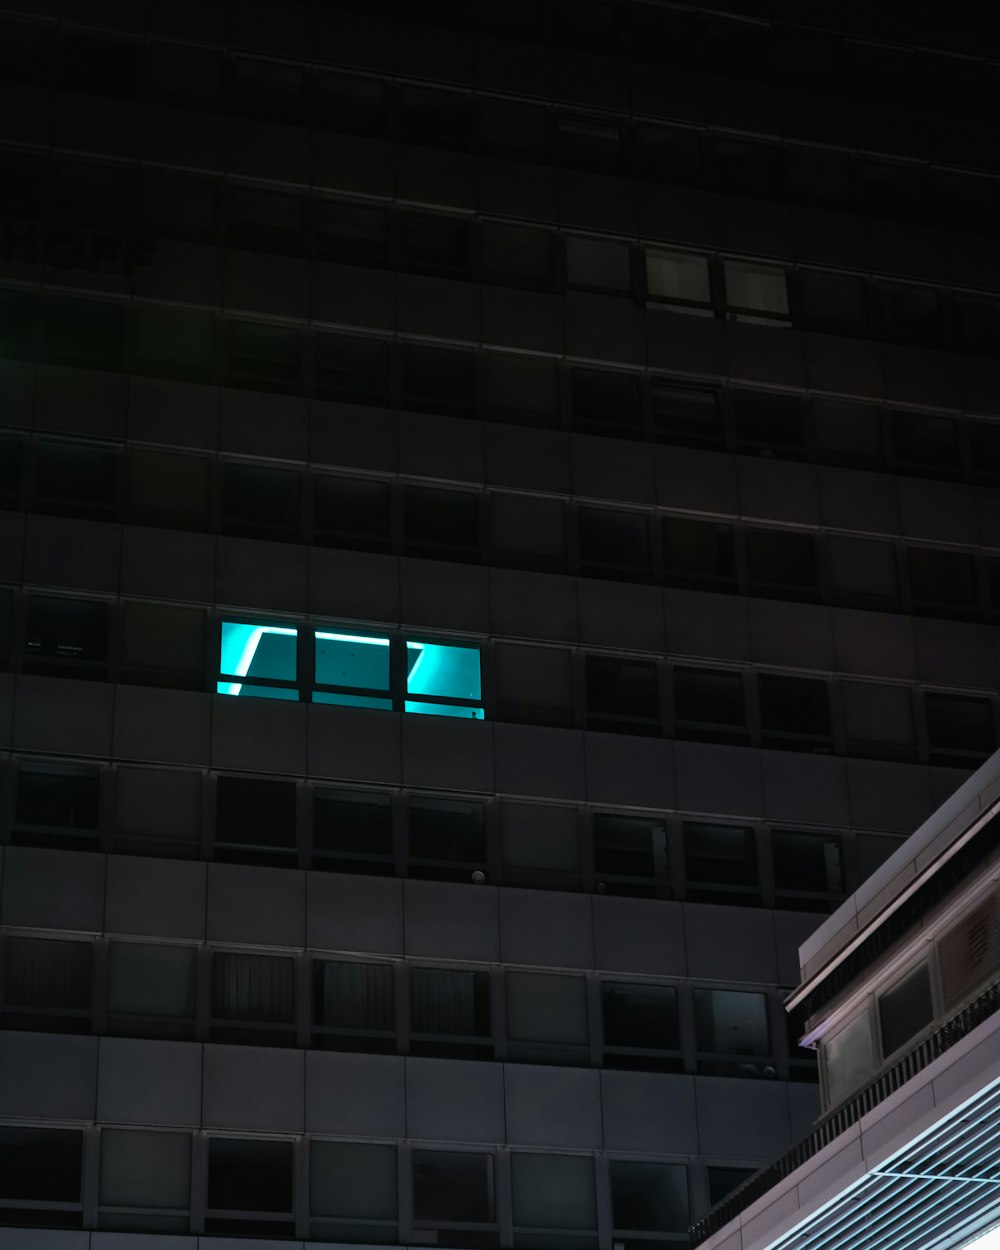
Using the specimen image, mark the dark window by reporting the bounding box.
[229,56,307,122]
[43,297,126,369]
[141,170,218,244]
[206,1138,294,1235]
[313,788,393,874]
[215,776,297,865]
[316,71,386,135]
[120,597,205,693]
[314,332,389,403]
[412,1151,495,1232]
[968,421,1000,484]
[24,597,108,677]
[410,967,491,1059]
[758,674,831,750]
[226,321,301,392]
[511,1153,597,1241]
[2,937,92,1031]
[107,943,196,1039]
[314,475,392,552]
[772,831,844,912]
[711,137,783,196]
[33,439,117,519]
[684,822,759,905]
[211,952,295,1046]
[222,463,300,541]
[400,213,472,275]
[890,411,961,476]
[842,681,916,762]
[708,1167,756,1207]
[652,381,724,448]
[602,982,681,1072]
[610,1161,689,1235]
[585,656,660,733]
[0,432,25,507]
[132,306,215,384]
[60,32,141,95]
[633,122,701,185]
[230,188,302,252]
[483,353,559,427]
[907,547,979,617]
[828,536,900,610]
[126,449,212,531]
[578,508,650,579]
[491,498,568,576]
[663,517,736,592]
[925,692,995,763]
[695,989,771,1076]
[878,284,949,345]
[0,288,34,360]
[400,344,477,415]
[565,236,632,293]
[14,766,100,849]
[746,528,818,600]
[98,1128,191,1233]
[316,200,388,265]
[501,802,581,893]
[310,1141,397,1242]
[673,667,747,744]
[734,391,803,456]
[409,797,486,880]
[785,146,852,204]
[398,85,472,147]
[403,486,479,561]
[0,1127,83,1222]
[0,21,49,90]
[478,97,548,158]
[506,972,589,1065]
[799,270,869,334]
[481,221,553,290]
[312,959,395,1053]
[594,813,668,898]
[554,112,623,171]
[813,398,883,469]
[859,160,924,217]
[49,161,134,232]
[879,963,933,1058]
[571,368,642,438]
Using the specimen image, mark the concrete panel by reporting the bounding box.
[203,1044,304,1133]
[601,1071,699,1154]
[504,1064,602,1148]
[96,1037,202,1127]
[406,1057,505,1144]
[113,686,211,766]
[403,879,499,963]
[1,846,105,932]
[306,1051,406,1138]
[307,703,402,786]
[307,872,403,956]
[207,863,305,948]
[105,856,207,941]
[0,1031,98,1120]
[593,896,686,977]
[499,889,593,970]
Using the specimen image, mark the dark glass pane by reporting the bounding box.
[746,529,818,598]
[578,508,650,577]
[24,597,108,666]
[15,768,99,835]
[410,968,490,1038]
[652,381,723,448]
[586,656,660,728]
[4,937,92,1010]
[593,814,667,891]
[879,963,933,1057]
[0,1128,82,1202]
[207,1138,293,1213]
[684,823,757,889]
[404,486,479,559]
[734,391,803,455]
[216,776,296,857]
[413,1151,494,1224]
[313,789,393,869]
[410,797,485,864]
[602,983,679,1050]
[401,344,477,415]
[610,1161,688,1233]
[759,675,831,743]
[222,463,299,539]
[212,953,294,1022]
[314,332,389,403]
[663,517,736,590]
[399,213,472,274]
[571,369,642,437]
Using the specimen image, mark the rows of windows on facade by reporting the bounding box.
[0,931,808,1075]
[0,1123,736,1244]
[5,600,997,768]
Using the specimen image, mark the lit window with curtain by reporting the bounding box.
[217,620,298,699]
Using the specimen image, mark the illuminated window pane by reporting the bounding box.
[646,249,710,304]
[314,631,391,710]
[218,621,297,698]
[406,640,482,714]
[724,260,789,315]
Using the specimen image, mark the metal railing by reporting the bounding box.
[691,979,1000,1245]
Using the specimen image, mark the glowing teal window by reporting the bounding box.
[314,631,392,710]
[405,640,483,718]
[218,621,298,700]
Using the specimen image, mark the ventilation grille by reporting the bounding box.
[938,896,1000,1012]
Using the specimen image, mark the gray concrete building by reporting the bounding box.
[2,3,1000,1248]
